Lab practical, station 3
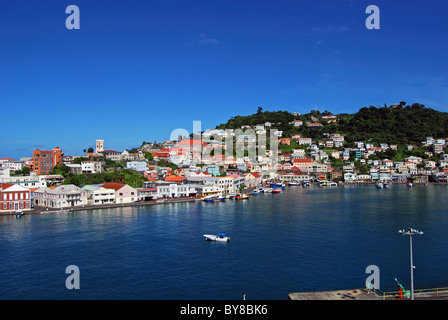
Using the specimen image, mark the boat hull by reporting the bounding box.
[203,234,230,242]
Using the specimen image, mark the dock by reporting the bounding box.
[288,289,380,300]
[288,287,448,300]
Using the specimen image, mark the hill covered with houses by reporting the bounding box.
[216,103,448,146]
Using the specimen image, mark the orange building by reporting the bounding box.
[33,147,63,175]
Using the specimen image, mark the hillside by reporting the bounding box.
[216,103,448,145]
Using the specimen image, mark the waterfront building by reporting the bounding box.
[82,185,116,205]
[32,147,63,175]
[431,172,448,183]
[186,176,235,195]
[101,183,138,204]
[34,185,87,208]
[0,183,32,212]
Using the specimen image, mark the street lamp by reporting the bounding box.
[398,228,424,300]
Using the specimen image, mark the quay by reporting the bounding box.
[0,197,199,216]
[288,287,448,300]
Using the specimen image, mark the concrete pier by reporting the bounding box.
[288,288,380,300]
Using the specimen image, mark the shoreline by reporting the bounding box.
[1,182,447,217]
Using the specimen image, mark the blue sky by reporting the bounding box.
[0,0,447,159]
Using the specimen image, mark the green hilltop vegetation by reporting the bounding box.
[216,103,448,146]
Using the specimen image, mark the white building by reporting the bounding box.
[126,161,148,172]
[34,185,88,208]
[82,185,116,205]
[81,161,103,174]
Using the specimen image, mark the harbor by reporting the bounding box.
[1,184,448,300]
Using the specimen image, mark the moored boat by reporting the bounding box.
[235,193,249,200]
[203,233,230,242]
[272,188,283,194]
[288,181,301,186]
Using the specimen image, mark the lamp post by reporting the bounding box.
[398,228,424,300]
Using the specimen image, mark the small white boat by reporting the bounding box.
[235,193,249,200]
[263,187,273,193]
[327,181,338,187]
[408,182,413,187]
[302,180,311,187]
[288,181,301,186]
[203,233,230,242]
[376,183,384,189]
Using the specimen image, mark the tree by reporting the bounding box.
[257,106,263,114]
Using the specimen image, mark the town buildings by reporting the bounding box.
[0,184,32,212]
[33,147,63,175]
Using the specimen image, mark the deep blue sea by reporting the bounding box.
[1,184,447,300]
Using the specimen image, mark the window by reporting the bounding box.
[3,194,6,201]
[20,193,24,200]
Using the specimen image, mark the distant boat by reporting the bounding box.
[252,188,262,195]
[271,182,285,190]
[327,181,338,187]
[408,182,413,187]
[302,180,311,187]
[15,212,25,218]
[272,188,283,194]
[288,181,301,186]
[203,233,230,242]
[235,193,249,200]
[204,195,225,202]
[376,183,384,189]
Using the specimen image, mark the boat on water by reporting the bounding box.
[271,182,285,190]
[235,193,249,200]
[263,187,273,193]
[252,188,262,195]
[203,233,230,242]
[203,195,225,202]
[302,180,311,187]
[376,183,384,189]
[226,193,238,199]
[288,181,301,186]
[272,188,283,194]
[15,212,25,218]
[408,182,413,187]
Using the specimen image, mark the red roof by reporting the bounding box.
[293,158,313,163]
[101,183,127,191]
[251,173,261,178]
[0,183,14,190]
[165,175,185,183]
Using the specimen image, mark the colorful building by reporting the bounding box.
[33,147,63,175]
[0,183,32,212]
